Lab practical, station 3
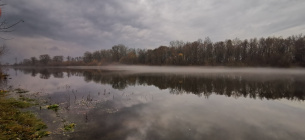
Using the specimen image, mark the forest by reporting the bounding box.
[17,34,305,67]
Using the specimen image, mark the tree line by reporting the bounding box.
[17,34,305,67]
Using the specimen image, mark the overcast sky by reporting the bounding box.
[1,0,305,64]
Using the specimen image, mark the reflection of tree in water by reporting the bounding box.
[53,71,64,78]
[31,69,37,77]
[141,75,305,100]
[16,68,305,100]
[82,70,128,90]
[39,69,51,79]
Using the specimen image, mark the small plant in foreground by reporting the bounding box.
[64,123,76,132]
[47,104,59,111]
[0,89,9,94]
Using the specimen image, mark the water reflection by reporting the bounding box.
[71,99,305,140]
[9,67,305,140]
[15,68,305,100]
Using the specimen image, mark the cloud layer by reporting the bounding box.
[1,0,305,63]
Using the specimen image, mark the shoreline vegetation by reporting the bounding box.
[0,84,76,139]
[0,88,50,139]
[13,34,305,68]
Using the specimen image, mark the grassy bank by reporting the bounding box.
[0,89,50,139]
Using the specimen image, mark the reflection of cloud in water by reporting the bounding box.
[70,95,305,140]
[277,99,305,110]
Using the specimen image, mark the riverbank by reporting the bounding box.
[0,88,50,139]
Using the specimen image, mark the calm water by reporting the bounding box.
[3,66,305,140]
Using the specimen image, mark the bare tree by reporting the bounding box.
[39,54,51,65]
[0,1,24,57]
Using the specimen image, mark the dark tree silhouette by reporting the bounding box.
[39,54,51,65]
[18,34,305,68]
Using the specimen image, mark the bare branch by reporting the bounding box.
[0,29,15,32]
[0,20,24,30]
[0,20,7,26]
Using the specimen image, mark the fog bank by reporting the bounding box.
[65,65,305,75]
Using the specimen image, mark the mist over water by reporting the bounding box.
[5,66,305,140]
[67,65,305,74]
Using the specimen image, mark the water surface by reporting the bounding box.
[4,66,305,140]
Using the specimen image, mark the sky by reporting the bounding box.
[0,0,305,64]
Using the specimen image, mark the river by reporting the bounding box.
[3,66,305,140]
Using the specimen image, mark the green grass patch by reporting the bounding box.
[0,90,9,94]
[63,123,76,132]
[0,92,49,139]
[19,95,36,102]
[47,104,59,112]
[1,98,33,108]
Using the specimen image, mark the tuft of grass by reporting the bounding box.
[0,92,49,139]
[47,104,59,112]
[2,98,33,108]
[36,130,51,138]
[0,90,9,94]
[19,96,36,102]
[63,123,76,132]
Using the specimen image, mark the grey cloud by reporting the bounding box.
[50,46,60,51]
[1,0,305,64]
[5,0,160,47]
